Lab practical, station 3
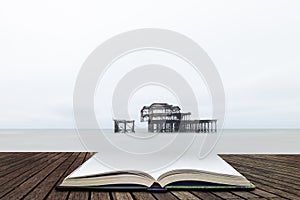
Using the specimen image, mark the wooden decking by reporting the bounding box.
[0,153,299,199]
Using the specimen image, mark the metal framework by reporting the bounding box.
[140,103,217,133]
[114,120,135,133]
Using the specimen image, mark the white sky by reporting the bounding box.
[0,0,299,129]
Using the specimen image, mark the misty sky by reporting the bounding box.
[0,0,300,129]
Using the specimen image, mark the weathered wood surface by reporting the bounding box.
[0,153,299,200]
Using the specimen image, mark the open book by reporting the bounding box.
[58,154,255,190]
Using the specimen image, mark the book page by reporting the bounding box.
[67,155,114,178]
[149,154,242,180]
[68,153,242,181]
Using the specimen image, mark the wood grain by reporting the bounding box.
[0,153,299,200]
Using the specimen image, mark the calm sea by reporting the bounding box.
[0,129,299,154]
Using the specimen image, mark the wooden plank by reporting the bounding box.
[131,192,156,200]
[221,156,300,197]
[22,153,80,200]
[90,192,110,200]
[228,155,300,175]
[0,156,40,181]
[191,191,223,200]
[111,192,133,200]
[222,156,300,184]
[232,191,263,199]
[268,198,289,200]
[67,191,89,200]
[250,188,280,199]
[239,176,299,199]
[0,153,60,186]
[1,153,72,200]
[171,191,200,199]
[152,191,179,200]
[222,158,300,193]
[239,173,300,199]
[0,152,66,198]
[0,152,28,160]
[229,162,300,191]
[0,152,41,169]
[0,153,36,167]
[221,156,300,199]
[46,153,89,200]
[222,155,300,179]
[0,153,299,199]
[0,152,17,159]
[270,155,300,162]
[0,152,45,179]
[242,155,300,168]
[212,191,243,199]
[67,153,92,200]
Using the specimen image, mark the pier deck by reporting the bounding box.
[0,153,299,199]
